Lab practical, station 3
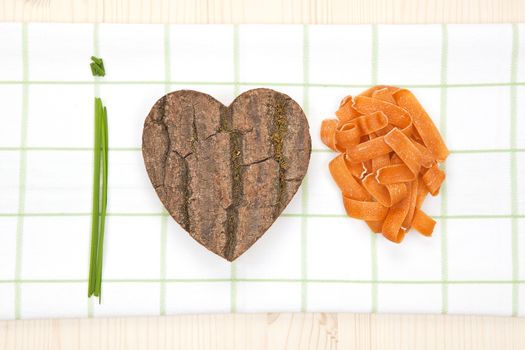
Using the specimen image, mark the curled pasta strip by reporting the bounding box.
[351,111,389,135]
[360,85,401,98]
[335,123,360,151]
[394,89,449,162]
[384,128,424,175]
[335,112,389,151]
[413,141,435,168]
[415,176,429,209]
[320,86,448,243]
[412,209,436,236]
[422,163,446,196]
[372,153,390,173]
[372,87,397,103]
[346,136,392,164]
[336,95,360,124]
[376,163,416,184]
[402,178,419,230]
[346,159,367,179]
[343,196,389,221]
[362,174,407,207]
[354,96,411,129]
[382,194,411,243]
[329,154,370,201]
[321,119,338,151]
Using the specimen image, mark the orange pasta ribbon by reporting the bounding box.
[343,196,389,221]
[411,209,436,236]
[346,136,392,164]
[422,163,446,196]
[320,119,338,151]
[384,128,424,175]
[329,154,369,201]
[376,164,415,184]
[336,96,360,125]
[394,89,450,162]
[362,174,407,207]
[354,96,411,129]
[382,194,411,243]
[372,87,397,103]
[320,86,448,243]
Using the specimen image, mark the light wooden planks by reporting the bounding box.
[1,313,525,350]
[0,0,524,23]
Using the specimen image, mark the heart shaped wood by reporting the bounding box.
[142,88,311,261]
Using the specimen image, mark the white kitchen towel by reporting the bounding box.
[0,23,524,320]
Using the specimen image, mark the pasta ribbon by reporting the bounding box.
[329,154,369,201]
[336,95,360,124]
[412,209,436,236]
[394,89,450,162]
[384,128,424,175]
[362,174,407,207]
[346,136,392,164]
[422,163,446,196]
[343,196,389,221]
[376,163,416,184]
[321,119,338,151]
[354,96,411,129]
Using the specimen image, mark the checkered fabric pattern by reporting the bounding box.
[0,23,524,320]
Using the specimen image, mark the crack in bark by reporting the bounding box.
[160,95,190,231]
[219,106,243,261]
[270,95,289,219]
[242,156,272,166]
[177,155,190,231]
[190,103,199,151]
[158,96,169,196]
[181,151,193,159]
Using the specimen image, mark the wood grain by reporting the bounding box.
[0,0,524,23]
[142,89,310,261]
[1,313,525,349]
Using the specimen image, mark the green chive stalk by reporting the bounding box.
[88,56,108,302]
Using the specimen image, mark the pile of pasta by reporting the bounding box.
[321,86,449,243]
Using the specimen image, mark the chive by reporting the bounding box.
[90,56,106,77]
[88,99,108,300]
[88,98,103,297]
[90,56,103,65]
[94,106,108,301]
[88,54,109,300]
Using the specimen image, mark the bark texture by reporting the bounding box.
[142,89,311,261]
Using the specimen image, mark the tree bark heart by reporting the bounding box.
[142,88,311,261]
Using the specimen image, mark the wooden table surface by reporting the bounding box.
[1,0,525,349]
[1,0,524,23]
